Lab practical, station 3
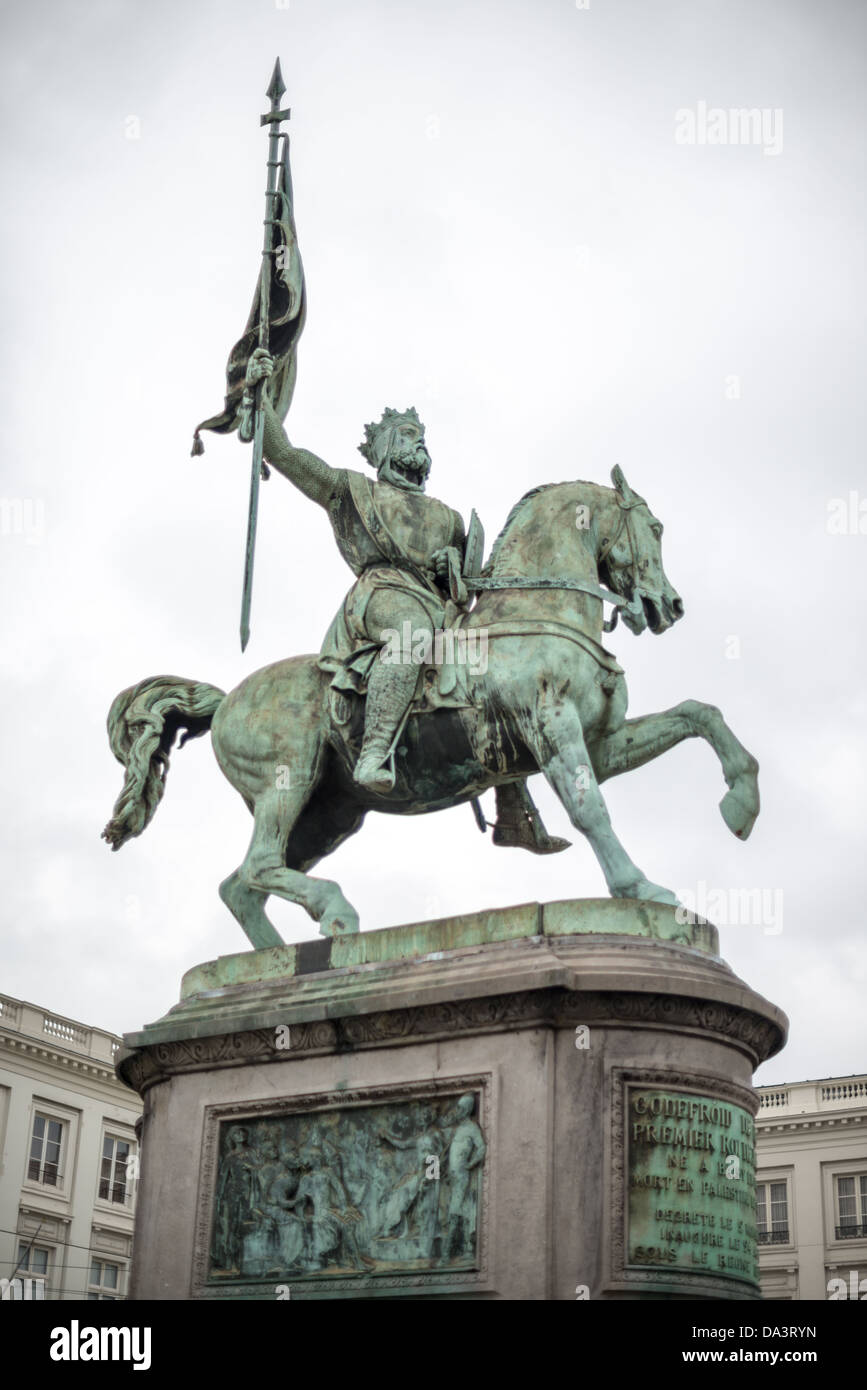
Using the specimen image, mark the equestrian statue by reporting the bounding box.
[102,61,760,948]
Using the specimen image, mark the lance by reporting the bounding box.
[239,58,291,652]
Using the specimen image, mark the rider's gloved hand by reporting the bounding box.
[246,347,274,389]
[238,349,275,445]
[430,547,453,579]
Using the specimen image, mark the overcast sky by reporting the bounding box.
[2,0,864,1085]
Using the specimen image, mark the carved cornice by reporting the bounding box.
[758,1113,867,1134]
[0,1032,119,1084]
[118,987,783,1096]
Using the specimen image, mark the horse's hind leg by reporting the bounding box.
[219,867,283,950]
[524,700,678,905]
[234,790,360,941]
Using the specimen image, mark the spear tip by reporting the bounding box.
[266,57,286,104]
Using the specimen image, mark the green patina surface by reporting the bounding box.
[329,902,541,969]
[627,1087,758,1287]
[184,942,299,994]
[179,899,718,999]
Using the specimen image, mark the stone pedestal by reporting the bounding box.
[117,900,786,1301]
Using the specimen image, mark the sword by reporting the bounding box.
[240,58,291,652]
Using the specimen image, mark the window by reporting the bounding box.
[98,1135,132,1204]
[28,1114,63,1186]
[87,1259,121,1300]
[836,1173,867,1239]
[756,1180,789,1244]
[16,1242,50,1298]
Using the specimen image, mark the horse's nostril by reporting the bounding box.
[672,596,685,618]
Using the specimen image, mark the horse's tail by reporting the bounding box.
[102,675,226,851]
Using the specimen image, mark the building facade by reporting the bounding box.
[755,1073,867,1301]
[0,993,142,1300]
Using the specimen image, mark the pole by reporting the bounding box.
[240,58,291,652]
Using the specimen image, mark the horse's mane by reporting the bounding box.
[483,479,601,574]
[483,485,556,575]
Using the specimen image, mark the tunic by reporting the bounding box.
[318,471,465,694]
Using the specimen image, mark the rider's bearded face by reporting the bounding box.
[378,422,431,492]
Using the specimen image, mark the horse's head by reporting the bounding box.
[599,467,684,635]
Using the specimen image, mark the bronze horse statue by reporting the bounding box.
[103,467,759,947]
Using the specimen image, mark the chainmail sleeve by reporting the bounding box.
[262,400,348,508]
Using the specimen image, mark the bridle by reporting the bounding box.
[598,489,646,569]
[466,490,649,633]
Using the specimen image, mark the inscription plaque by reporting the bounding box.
[627,1086,758,1286]
[207,1090,485,1283]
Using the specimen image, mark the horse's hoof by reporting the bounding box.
[616,881,680,907]
[319,909,360,937]
[643,886,681,907]
[720,776,759,840]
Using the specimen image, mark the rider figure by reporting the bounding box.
[251,347,465,793]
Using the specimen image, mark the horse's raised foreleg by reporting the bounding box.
[594,700,760,840]
[524,701,678,905]
[222,789,360,946]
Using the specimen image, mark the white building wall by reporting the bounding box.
[0,995,142,1301]
[756,1075,867,1302]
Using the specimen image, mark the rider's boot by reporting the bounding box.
[354,657,420,793]
[492,780,571,854]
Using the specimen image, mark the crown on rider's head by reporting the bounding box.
[358,406,424,468]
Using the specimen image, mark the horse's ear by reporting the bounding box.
[611,464,632,499]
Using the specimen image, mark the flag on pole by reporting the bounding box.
[191,140,306,454]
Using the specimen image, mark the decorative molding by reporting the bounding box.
[0,1033,120,1084]
[119,988,782,1096]
[190,1074,494,1300]
[758,1114,866,1133]
[18,1211,71,1241]
[90,1227,133,1257]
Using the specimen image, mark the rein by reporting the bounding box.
[464,575,640,633]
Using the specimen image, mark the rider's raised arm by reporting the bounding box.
[261,395,348,508]
[248,348,348,509]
